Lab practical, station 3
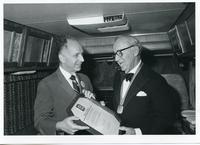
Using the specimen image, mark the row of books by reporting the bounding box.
[4,30,22,63]
[181,110,195,134]
[4,28,52,63]
[4,71,50,135]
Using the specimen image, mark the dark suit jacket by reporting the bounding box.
[113,64,176,134]
[34,68,93,135]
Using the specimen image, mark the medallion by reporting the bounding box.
[117,105,123,114]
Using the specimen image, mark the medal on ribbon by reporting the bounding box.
[117,105,123,114]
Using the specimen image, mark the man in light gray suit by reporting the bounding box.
[34,38,94,135]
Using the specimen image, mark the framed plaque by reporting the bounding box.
[68,97,120,135]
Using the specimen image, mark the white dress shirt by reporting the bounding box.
[59,66,79,89]
[120,60,142,135]
[121,60,142,100]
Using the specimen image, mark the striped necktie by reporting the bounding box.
[70,75,80,93]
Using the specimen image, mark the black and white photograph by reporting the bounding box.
[1,0,199,144]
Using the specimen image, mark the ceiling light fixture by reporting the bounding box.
[67,13,130,34]
[67,16,104,25]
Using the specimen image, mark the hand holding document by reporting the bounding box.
[69,97,120,135]
[82,89,96,99]
[56,116,89,135]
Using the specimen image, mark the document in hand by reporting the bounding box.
[70,97,120,135]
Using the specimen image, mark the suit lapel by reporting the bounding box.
[123,65,150,107]
[115,71,125,107]
[55,68,77,99]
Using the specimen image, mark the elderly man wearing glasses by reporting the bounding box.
[112,35,178,134]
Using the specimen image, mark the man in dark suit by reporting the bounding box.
[112,35,176,134]
[34,38,95,135]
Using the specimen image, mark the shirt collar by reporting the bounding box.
[59,66,75,80]
[129,60,142,74]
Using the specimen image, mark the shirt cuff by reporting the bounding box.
[134,128,142,135]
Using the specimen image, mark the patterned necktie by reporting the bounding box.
[70,75,80,93]
[125,73,134,81]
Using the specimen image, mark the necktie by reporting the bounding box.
[125,73,134,81]
[70,75,80,93]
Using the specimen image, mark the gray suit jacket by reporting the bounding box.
[34,68,93,135]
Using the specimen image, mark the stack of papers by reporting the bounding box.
[181,110,195,125]
[70,97,120,135]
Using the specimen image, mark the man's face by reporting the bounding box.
[60,40,84,73]
[113,39,137,73]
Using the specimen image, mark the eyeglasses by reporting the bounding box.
[113,44,138,58]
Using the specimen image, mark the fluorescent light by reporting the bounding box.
[67,16,104,25]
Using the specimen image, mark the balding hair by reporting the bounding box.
[115,35,141,47]
[58,38,79,55]
[114,35,143,55]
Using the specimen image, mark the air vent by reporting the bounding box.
[104,14,125,23]
[97,22,129,32]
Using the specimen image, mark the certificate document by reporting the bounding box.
[70,97,120,135]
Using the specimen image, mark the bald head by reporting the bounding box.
[114,35,141,50]
[113,35,142,73]
[59,38,81,55]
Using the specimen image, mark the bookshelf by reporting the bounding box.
[3,19,60,135]
[4,71,52,135]
[4,19,60,72]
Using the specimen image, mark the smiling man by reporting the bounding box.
[34,38,95,135]
[112,35,177,134]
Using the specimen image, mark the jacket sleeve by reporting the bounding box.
[148,79,176,134]
[86,76,93,92]
[34,81,57,135]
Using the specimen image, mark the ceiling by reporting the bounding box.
[4,3,187,38]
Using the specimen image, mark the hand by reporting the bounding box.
[100,101,106,106]
[119,126,136,135]
[82,89,96,99]
[56,116,89,135]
